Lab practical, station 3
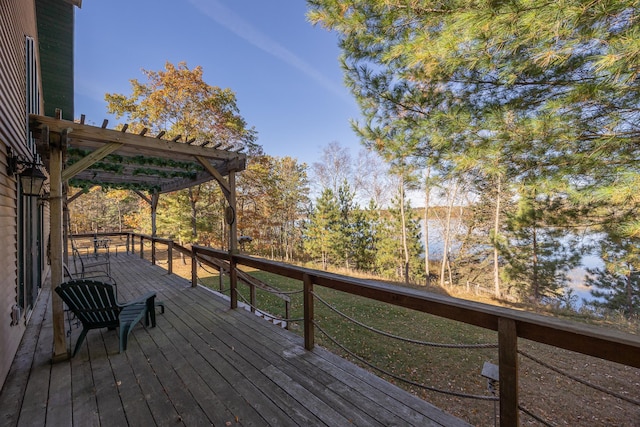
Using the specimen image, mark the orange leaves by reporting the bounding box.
[105,61,253,149]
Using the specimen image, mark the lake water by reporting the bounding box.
[420,219,604,306]
[566,253,605,306]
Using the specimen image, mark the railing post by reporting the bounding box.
[140,236,144,259]
[303,273,314,351]
[126,233,131,254]
[167,241,173,275]
[249,283,256,313]
[151,238,156,265]
[285,300,290,331]
[230,255,238,309]
[191,246,198,288]
[499,317,519,427]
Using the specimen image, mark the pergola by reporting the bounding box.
[29,113,247,360]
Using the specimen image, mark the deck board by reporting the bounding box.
[70,338,101,427]
[0,284,49,427]
[0,254,470,427]
[17,294,53,427]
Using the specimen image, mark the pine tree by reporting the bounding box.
[308,0,640,301]
[350,199,379,271]
[156,190,194,244]
[502,191,581,301]
[586,229,640,317]
[304,189,340,270]
[335,181,357,269]
[375,189,424,283]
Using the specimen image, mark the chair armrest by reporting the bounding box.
[118,291,159,327]
[121,291,156,306]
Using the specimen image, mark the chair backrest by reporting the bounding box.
[63,263,76,280]
[56,280,121,328]
[71,244,84,273]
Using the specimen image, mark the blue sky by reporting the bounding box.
[74,0,364,167]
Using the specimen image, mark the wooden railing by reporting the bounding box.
[69,231,129,251]
[80,233,640,426]
[107,233,292,324]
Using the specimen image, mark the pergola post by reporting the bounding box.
[133,190,159,238]
[62,189,69,268]
[151,191,159,237]
[224,171,238,310]
[50,128,68,361]
[228,171,238,254]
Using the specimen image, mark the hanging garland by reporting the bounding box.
[131,167,197,179]
[69,179,162,193]
[65,147,203,192]
[67,148,204,171]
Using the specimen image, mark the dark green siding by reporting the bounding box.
[35,0,74,120]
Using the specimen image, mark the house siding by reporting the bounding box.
[0,0,45,389]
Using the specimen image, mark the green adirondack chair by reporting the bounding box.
[55,279,159,356]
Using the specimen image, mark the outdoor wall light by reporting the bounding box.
[7,147,47,197]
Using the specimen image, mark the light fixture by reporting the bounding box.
[7,147,47,197]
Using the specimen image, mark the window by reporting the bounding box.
[16,36,43,317]
[25,36,40,149]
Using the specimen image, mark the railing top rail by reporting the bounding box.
[172,243,192,255]
[130,234,173,244]
[190,244,640,369]
[135,233,154,240]
[72,232,130,238]
[151,237,173,244]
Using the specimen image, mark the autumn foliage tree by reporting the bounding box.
[106,61,258,151]
[105,61,259,243]
[237,155,310,260]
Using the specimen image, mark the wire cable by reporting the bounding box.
[314,321,497,401]
[519,350,640,406]
[313,292,498,349]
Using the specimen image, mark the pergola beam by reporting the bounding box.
[62,142,123,181]
[196,155,230,197]
[31,115,244,161]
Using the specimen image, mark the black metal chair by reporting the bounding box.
[72,243,111,279]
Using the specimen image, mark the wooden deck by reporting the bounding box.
[0,254,469,426]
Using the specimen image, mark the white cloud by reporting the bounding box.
[186,0,349,101]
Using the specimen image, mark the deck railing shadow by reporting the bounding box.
[73,232,640,426]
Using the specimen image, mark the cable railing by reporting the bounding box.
[518,349,640,407]
[314,291,498,350]
[84,233,640,426]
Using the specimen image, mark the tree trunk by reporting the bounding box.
[399,177,410,284]
[424,166,431,286]
[493,177,502,298]
[440,180,459,288]
[117,202,123,232]
[188,187,198,241]
[179,238,186,264]
[626,266,633,314]
[532,223,539,300]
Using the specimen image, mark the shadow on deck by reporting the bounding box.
[0,254,469,426]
